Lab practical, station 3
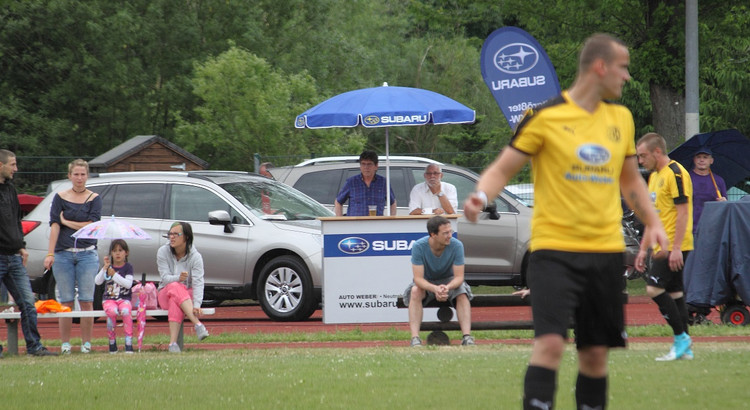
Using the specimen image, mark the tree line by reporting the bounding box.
[2,0,748,173]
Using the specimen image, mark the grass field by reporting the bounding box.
[2,342,748,409]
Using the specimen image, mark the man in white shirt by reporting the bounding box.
[409,164,458,215]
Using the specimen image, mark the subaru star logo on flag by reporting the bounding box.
[480,27,561,130]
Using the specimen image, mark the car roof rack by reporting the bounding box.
[295,156,442,166]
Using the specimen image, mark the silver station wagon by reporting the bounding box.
[22,171,333,321]
[270,156,533,288]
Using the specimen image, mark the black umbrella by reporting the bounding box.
[669,129,750,188]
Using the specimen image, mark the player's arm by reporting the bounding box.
[621,156,668,265]
[670,202,689,270]
[464,147,529,222]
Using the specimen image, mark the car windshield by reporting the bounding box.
[221,180,334,220]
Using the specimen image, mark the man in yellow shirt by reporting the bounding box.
[465,34,667,410]
[635,132,694,361]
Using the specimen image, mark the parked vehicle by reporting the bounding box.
[270,156,533,287]
[22,171,334,321]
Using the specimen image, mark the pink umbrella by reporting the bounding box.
[131,274,157,352]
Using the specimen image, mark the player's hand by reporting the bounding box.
[668,250,684,272]
[463,194,484,222]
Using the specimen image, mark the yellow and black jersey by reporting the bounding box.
[510,91,635,253]
[647,160,694,252]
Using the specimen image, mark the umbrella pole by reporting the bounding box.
[385,128,391,216]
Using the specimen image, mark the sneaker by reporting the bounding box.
[410,336,423,347]
[655,346,678,361]
[673,333,692,359]
[81,342,92,354]
[461,335,476,346]
[195,323,209,341]
[109,341,118,354]
[61,342,72,355]
[29,346,58,357]
[680,348,694,360]
[125,344,134,354]
[168,343,181,353]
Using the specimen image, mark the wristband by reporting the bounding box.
[46,253,54,257]
[475,190,488,208]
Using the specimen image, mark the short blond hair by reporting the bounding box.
[68,158,89,175]
[636,132,667,154]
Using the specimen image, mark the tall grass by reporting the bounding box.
[2,343,748,409]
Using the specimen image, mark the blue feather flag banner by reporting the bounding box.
[480,27,561,130]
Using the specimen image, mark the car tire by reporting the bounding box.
[257,255,316,321]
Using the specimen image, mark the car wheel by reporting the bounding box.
[257,255,316,321]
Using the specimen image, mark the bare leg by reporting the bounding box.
[179,298,201,325]
[59,301,74,343]
[455,294,471,336]
[79,301,93,345]
[168,320,182,345]
[408,287,425,338]
[529,333,565,370]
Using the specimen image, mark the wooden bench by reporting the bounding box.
[0,308,215,355]
[397,294,534,345]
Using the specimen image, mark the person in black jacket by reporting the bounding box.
[0,149,56,356]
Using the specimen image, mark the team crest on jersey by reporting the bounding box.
[608,127,621,142]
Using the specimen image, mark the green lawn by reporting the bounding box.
[2,343,748,409]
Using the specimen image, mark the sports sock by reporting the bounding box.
[653,292,685,335]
[523,365,556,410]
[674,296,690,334]
[575,373,607,410]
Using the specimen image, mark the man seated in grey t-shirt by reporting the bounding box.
[403,216,473,346]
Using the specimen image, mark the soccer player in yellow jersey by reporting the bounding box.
[635,132,694,361]
[464,34,668,410]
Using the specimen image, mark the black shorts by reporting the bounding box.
[528,250,626,349]
[644,251,690,293]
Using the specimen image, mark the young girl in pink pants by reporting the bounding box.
[95,239,134,353]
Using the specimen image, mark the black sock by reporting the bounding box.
[675,297,689,335]
[575,373,607,410]
[653,292,684,335]
[524,365,556,410]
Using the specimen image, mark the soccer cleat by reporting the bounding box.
[461,335,476,346]
[109,341,118,354]
[410,336,423,347]
[168,343,181,353]
[680,348,694,360]
[81,342,92,354]
[61,342,72,355]
[673,333,692,359]
[195,323,209,341]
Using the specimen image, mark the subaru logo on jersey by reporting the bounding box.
[324,232,433,257]
[577,144,611,165]
[338,237,370,254]
[480,27,561,130]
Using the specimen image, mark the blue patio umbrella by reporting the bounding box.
[295,83,476,215]
[669,129,750,188]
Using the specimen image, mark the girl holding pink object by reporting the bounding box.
[95,239,134,354]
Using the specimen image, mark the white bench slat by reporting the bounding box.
[1,308,215,355]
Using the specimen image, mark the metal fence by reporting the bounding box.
[14,156,93,195]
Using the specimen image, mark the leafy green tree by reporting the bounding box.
[174,46,365,170]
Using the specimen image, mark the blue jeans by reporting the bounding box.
[0,254,43,353]
[53,249,98,303]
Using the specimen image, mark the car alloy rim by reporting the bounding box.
[264,267,302,313]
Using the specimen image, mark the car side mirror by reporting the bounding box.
[485,203,500,220]
[208,210,235,233]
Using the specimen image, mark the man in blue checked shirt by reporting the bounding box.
[334,150,396,216]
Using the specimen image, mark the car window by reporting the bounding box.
[107,184,166,219]
[293,169,343,205]
[222,179,333,220]
[170,184,246,224]
[88,185,112,216]
[375,168,409,206]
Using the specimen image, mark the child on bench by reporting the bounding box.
[95,239,134,354]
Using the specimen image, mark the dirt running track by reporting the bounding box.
[3,296,747,353]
